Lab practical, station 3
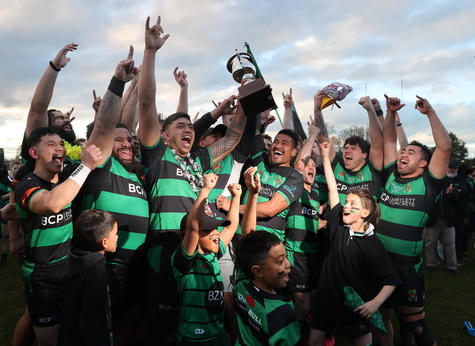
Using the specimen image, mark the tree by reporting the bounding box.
[448,132,468,162]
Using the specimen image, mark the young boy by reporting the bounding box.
[233,167,300,346]
[58,209,118,346]
[172,173,241,345]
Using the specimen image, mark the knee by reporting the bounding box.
[403,319,435,346]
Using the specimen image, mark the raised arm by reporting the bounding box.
[208,95,244,163]
[372,98,385,128]
[415,96,451,178]
[283,88,294,129]
[295,122,319,172]
[26,43,77,136]
[28,145,102,214]
[320,138,339,209]
[174,67,188,114]
[313,90,329,139]
[182,173,216,255]
[138,16,169,146]
[88,46,137,165]
[121,78,139,131]
[359,96,383,170]
[219,183,242,247]
[394,112,408,150]
[241,167,261,236]
[383,94,405,167]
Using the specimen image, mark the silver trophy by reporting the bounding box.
[226,50,277,116]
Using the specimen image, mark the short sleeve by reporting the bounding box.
[276,171,303,206]
[14,176,44,211]
[172,242,197,275]
[382,160,397,183]
[82,156,112,196]
[193,146,213,173]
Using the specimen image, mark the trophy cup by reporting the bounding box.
[226,50,277,116]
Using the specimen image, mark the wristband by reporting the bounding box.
[68,164,91,187]
[396,123,402,127]
[376,109,383,116]
[108,76,126,97]
[49,61,61,72]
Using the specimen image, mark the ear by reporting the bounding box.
[361,208,370,220]
[251,264,264,278]
[100,238,107,251]
[29,147,39,160]
[419,159,428,168]
[162,130,169,141]
[291,147,297,157]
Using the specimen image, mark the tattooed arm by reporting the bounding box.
[314,90,329,139]
[295,123,320,173]
[209,96,244,164]
[88,47,137,166]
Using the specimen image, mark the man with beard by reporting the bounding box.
[22,43,78,162]
[137,15,246,344]
[377,95,450,346]
[14,126,101,346]
[313,92,384,204]
[79,47,149,345]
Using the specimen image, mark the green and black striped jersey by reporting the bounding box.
[377,161,444,269]
[172,240,225,342]
[284,187,320,260]
[242,152,303,241]
[15,173,73,265]
[81,156,149,266]
[233,279,300,346]
[141,137,212,236]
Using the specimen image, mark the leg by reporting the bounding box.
[398,306,436,346]
[12,307,35,346]
[32,325,59,346]
[223,292,238,343]
[354,332,372,346]
[308,328,326,346]
[293,291,310,321]
[377,307,394,346]
[424,219,442,269]
[441,226,457,271]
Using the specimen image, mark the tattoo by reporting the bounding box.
[210,126,243,163]
[96,90,117,126]
[300,155,311,166]
[315,114,328,138]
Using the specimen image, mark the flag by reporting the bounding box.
[245,42,283,127]
[282,92,307,141]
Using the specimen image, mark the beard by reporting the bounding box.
[58,126,76,143]
[113,151,138,174]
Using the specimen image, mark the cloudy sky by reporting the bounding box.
[1,0,474,159]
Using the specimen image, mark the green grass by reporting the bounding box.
[1,242,475,345]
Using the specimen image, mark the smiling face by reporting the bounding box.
[270,134,297,167]
[342,193,370,226]
[302,157,316,185]
[342,143,367,172]
[112,128,133,169]
[163,117,195,156]
[397,144,427,177]
[198,229,220,254]
[30,134,65,175]
[258,243,291,291]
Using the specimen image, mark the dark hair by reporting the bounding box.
[347,188,380,226]
[28,127,62,148]
[73,210,117,252]
[343,136,370,155]
[407,140,432,163]
[236,231,281,280]
[86,122,129,140]
[162,112,191,133]
[262,134,272,142]
[47,109,59,126]
[276,129,300,149]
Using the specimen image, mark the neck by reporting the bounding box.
[350,160,366,173]
[33,166,58,183]
[400,168,424,179]
[304,182,311,192]
[252,279,276,295]
[349,219,366,233]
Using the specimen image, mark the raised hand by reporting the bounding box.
[359,96,373,111]
[145,16,170,51]
[203,173,218,190]
[319,137,335,159]
[66,107,75,122]
[114,45,138,82]
[216,194,231,212]
[92,89,102,112]
[51,42,78,69]
[314,90,326,109]
[214,95,238,117]
[227,183,242,197]
[371,98,381,111]
[307,121,320,138]
[173,67,188,88]
[415,95,434,115]
[80,144,103,170]
[244,166,261,195]
[261,108,275,126]
[284,88,293,109]
[384,94,405,112]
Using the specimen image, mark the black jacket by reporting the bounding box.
[58,248,112,346]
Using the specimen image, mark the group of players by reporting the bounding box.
[4,14,452,346]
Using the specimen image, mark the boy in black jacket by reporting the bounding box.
[58,210,118,346]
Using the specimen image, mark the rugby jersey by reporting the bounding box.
[172,240,226,342]
[81,156,149,266]
[15,173,73,265]
[377,161,444,269]
[241,152,303,241]
[233,279,300,346]
[284,187,320,262]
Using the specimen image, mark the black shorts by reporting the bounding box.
[287,252,318,293]
[308,292,371,338]
[22,257,69,327]
[383,263,425,308]
[146,233,180,330]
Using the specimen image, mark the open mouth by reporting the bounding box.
[181,135,192,147]
[52,156,64,166]
[272,150,283,160]
[63,125,72,131]
[118,148,132,161]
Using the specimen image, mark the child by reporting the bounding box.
[58,209,118,346]
[171,173,241,345]
[307,139,401,346]
[233,166,301,346]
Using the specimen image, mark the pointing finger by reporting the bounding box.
[127,45,134,60]
[93,89,97,100]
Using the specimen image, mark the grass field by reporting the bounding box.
[1,241,475,345]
